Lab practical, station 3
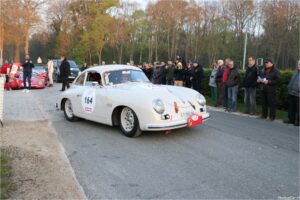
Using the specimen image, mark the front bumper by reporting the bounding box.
[144,112,210,131]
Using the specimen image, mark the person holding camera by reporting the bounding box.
[22,55,35,92]
[258,58,280,121]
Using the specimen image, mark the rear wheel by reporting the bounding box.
[63,99,76,121]
[120,107,142,137]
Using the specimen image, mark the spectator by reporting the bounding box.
[143,63,153,81]
[184,61,193,88]
[82,63,88,71]
[47,58,54,87]
[283,60,300,126]
[22,55,35,93]
[191,61,204,93]
[160,61,167,85]
[215,60,225,107]
[59,56,71,91]
[209,61,220,103]
[153,62,161,84]
[174,56,184,86]
[243,56,258,115]
[258,58,280,121]
[227,60,239,112]
[222,58,230,109]
[166,60,175,85]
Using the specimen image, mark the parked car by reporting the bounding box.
[53,59,80,82]
[56,65,210,137]
[18,72,46,89]
[33,65,48,86]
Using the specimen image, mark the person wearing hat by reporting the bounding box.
[283,60,300,126]
[258,57,280,121]
[191,61,204,93]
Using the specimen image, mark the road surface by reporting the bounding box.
[4,85,299,199]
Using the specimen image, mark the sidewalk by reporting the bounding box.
[1,89,86,199]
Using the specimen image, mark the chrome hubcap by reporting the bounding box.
[65,100,73,118]
[121,107,134,132]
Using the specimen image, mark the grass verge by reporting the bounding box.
[205,96,288,120]
[0,150,14,199]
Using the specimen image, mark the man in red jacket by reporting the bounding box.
[222,58,230,110]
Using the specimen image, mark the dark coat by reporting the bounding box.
[184,67,193,87]
[244,65,258,88]
[22,59,34,73]
[260,66,280,92]
[59,59,71,78]
[227,66,239,87]
[174,67,184,81]
[215,66,224,83]
[287,70,299,97]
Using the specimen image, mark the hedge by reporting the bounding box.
[201,68,294,111]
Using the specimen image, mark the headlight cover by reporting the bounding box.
[152,99,165,114]
[196,93,206,106]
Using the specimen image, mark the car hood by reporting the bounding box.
[109,82,197,106]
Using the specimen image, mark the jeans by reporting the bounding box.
[227,85,238,112]
[23,71,32,89]
[223,84,228,108]
[244,87,256,114]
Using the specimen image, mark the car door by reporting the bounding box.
[81,71,109,124]
[71,72,87,117]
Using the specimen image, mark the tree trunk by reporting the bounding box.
[24,28,29,56]
[98,48,103,65]
[89,50,92,65]
[15,41,21,63]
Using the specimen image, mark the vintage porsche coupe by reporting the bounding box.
[57,65,210,137]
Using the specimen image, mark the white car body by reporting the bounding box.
[57,65,210,137]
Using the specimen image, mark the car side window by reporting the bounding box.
[75,72,86,86]
[85,72,102,86]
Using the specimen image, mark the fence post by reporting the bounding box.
[0,74,4,127]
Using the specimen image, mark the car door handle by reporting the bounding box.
[76,94,82,97]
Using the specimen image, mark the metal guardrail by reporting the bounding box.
[0,74,4,127]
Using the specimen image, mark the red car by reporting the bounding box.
[18,72,46,89]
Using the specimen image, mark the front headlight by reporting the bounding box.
[196,93,206,106]
[152,99,165,114]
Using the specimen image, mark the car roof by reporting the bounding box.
[85,64,141,73]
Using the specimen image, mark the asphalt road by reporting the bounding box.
[5,85,299,199]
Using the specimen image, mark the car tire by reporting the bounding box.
[63,99,77,121]
[120,107,142,137]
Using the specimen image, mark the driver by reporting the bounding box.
[121,74,129,83]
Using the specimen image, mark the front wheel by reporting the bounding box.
[63,99,77,121]
[120,107,142,137]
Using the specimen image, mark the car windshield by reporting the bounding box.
[18,72,38,79]
[34,66,45,72]
[57,60,78,69]
[104,69,149,85]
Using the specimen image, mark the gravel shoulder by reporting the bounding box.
[1,89,86,199]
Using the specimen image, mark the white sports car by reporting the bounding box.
[57,65,210,137]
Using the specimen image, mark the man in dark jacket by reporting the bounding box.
[283,60,300,126]
[258,58,280,120]
[227,60,239,112]
[191,61,204,93]
[59,56,71,91]
[22,55,35,92]
[165,61,175,85]
[243,56,258,115]
[184,61,193,88]
[159,61,167,85]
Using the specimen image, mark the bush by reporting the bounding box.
[202,68,294,111]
